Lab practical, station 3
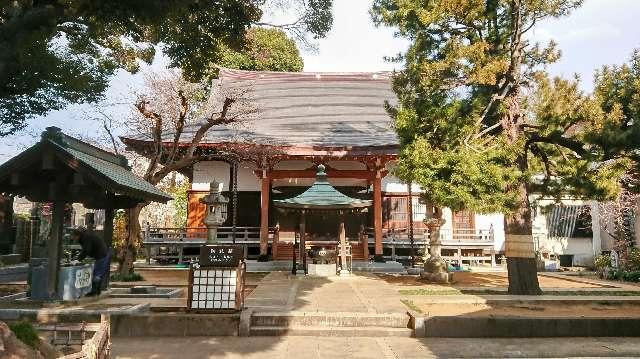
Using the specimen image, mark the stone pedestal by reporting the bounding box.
[308,263,337,277]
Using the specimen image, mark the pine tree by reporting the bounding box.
[372,0,630,294]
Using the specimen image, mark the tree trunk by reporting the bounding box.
[504,179,542,295]
[118,204,144,275]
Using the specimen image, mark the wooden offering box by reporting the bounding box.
[188,245,246,312]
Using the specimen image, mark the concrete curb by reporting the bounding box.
[239,308,253,337]
[405,294,640,305]
[424,316,640,337]
[0,303,149,323]
[110,312,241,337]
[406,310,425,338]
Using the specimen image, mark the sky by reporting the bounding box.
[1,0,640,162]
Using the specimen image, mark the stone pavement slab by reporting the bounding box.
[112,336,640,358]
[245,272,407,314]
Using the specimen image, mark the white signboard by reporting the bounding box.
[75,267,92,288]
[191,269,237,310]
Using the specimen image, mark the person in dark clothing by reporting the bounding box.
[70,227,111,296]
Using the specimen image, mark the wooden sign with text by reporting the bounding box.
[199,245,243,267]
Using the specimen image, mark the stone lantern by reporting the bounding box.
[421,209,450,283]
[199,180,229,243]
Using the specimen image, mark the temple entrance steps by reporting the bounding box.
[273,242,367,261]
[249,311,413,337]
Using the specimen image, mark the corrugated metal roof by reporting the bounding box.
[126,69,399,149]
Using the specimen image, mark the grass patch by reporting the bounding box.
[400,299,423,314]
[9,321,39,348]
[110,272,144,282]
[399,288,640,296]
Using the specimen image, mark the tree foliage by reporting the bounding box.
[371,0,633,294]
[371,0,627,213]
[216,27,304,74]
[1,0,331,136]
[592,50,640,187]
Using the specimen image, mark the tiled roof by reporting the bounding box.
[0,127,171,204]
[125,69,399,149]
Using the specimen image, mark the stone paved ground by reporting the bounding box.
[112,336,640,358]
[245,272,406,313]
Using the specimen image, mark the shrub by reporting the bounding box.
[606,270,621,280]
[594,254,611,269]
[626,247,640,271]
[594,254,611,278]
[110,272,144,282]
[9,321,39,348]
[622,270,640,283]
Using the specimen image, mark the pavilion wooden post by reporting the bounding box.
[47,201,65,299]
[102,208,114,289]
[360,225,369,260]
[259,169,270,261]
[292,221,298,275]
[373,174,384,262]
[299,211,307,274]
[272,223,280,260]
[338,211,347,274]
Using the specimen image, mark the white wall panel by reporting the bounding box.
[192,161,259,192]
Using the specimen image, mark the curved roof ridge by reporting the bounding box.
[218,67,393,81]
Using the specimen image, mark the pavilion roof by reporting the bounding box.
[273,164,372,210]
[121,68,399,151]
[0,127,171,207]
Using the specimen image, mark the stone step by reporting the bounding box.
[250,325,414,337]
[251,311,409,328]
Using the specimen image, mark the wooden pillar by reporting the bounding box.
[272,223,280,260]
[292,219,298,274]
[373,175,384,261]
[48,201,65,299]
[259,170,270,261]
[360,225,369,260]
[299,212,306,274]
[338,211,346,272]
[102,208,114,289]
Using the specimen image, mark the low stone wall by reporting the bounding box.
[421,316,640,337]
[59,318,111,359]
[0,264,28,282]
[110,313,241,337]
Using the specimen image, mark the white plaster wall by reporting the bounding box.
[327,160,367,170]
[273,160,314,170]
[530,197,601,266]
[381,174,422,193]
[440,208,454,241]
[382,162,423,193]
[193,161,230,191]
[192,161,259,192]
[475,213,505,252]
[273,177,367,187]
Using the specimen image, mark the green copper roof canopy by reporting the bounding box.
[273,164,372,210]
